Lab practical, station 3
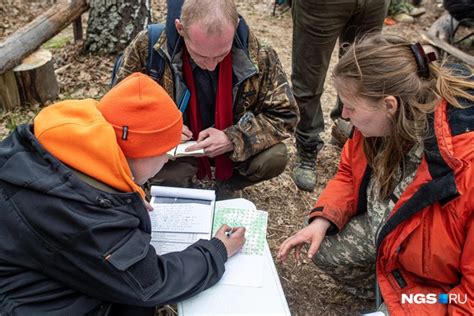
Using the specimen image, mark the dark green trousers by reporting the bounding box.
[291,0,388,150]
[150,143,288,190]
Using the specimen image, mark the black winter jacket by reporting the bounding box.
[0,125,227,315]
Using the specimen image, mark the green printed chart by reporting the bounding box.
[212,207,268,256]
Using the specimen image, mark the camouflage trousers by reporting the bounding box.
[150,142,288,190]
[312,212,376,299]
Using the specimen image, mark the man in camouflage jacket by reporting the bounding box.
[114,0,298,197]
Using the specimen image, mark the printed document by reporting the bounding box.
[149,186,215,255]
[212,207,268,287]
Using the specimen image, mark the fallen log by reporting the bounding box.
[423,33,474,66]
[0,0,88,75]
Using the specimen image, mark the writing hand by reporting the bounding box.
[215,224,246,258]
[181,125,193,142]
[185,127,234,157]
[277,218,331,263]
[143,200,154,212]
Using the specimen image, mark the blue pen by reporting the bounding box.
[178,89,191,113]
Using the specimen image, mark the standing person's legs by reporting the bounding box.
[330,0,389,121]
[291,0,354,191]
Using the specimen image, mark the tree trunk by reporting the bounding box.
[85,0,151,54]
[13,49,59,106]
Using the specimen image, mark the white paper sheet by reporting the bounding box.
[178,242,291,316]
[167,141,205,158]
[219,252,264,287]
[150,186,215,201]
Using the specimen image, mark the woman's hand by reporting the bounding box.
[277,217,332,262]
[214,224,246,258]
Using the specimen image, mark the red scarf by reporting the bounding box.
[182,48,234,180]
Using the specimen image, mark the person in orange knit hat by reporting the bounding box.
[0,72,245,316]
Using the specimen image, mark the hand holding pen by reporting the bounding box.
[181,125,193,142]
[214,224,246,258]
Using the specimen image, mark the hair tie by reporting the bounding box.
[409,43,437,79]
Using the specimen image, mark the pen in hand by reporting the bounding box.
[181,125,193,142]
[214,224,246,258]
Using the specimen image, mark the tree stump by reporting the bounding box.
[0,70,21,111]
[13,49,59,106]
[0,0,88,75]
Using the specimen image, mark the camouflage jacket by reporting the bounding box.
[114,19,298,162]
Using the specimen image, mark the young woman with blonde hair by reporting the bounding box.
[278,35,474,315]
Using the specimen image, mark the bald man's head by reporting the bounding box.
[179,0,239,36]
[175,0,239,71]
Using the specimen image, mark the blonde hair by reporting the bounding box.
[180,0,239,36]
[334,34,474,200]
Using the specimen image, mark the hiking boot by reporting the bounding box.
[330,119,353,148]
[293,145,318,192]
[215,181,243,201]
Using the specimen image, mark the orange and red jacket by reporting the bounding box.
[310,99,474,315]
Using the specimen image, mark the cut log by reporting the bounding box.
[0,0,88,75]
[0,70,21,111]
[13,49,59,106]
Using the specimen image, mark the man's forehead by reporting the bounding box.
[186,21,236,40]
[185,22,235,57]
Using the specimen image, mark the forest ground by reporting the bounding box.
[0,0,462,314]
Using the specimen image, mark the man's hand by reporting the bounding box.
[143,200,154,212]
[186,127,234,157]
[181,125,193,143]
[215,224,246,258]
[277,217,331,262]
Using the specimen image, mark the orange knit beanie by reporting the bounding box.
[97,73,183,158]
